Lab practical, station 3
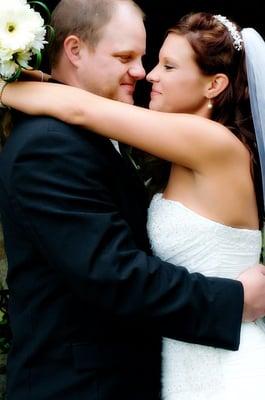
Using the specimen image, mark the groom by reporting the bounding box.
[1,0,265,399]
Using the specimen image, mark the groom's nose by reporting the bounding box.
[128,60,146,81]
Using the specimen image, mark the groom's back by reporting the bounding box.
[0,114,161,400]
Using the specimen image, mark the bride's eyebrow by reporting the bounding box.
[163,56,178,65]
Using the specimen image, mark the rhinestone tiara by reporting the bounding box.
[214,14,243,51]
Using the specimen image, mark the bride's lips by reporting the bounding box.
[150,88,161,97]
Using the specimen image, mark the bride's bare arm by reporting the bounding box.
[2,81,238,170]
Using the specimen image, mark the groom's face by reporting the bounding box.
[77,2,146,104]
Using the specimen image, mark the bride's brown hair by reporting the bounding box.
[143,12,264,227]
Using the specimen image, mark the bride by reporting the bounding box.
[1,11,265,400]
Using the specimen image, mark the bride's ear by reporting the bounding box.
[205,74,229,99]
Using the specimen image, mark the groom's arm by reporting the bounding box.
[10,118,244,350]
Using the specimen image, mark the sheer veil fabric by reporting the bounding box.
[243,28,265,331]
[242,28,265,209]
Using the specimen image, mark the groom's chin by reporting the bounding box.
[118,93,134,104]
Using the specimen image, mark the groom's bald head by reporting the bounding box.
[49,0,144,67]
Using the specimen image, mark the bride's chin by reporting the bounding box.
[148,101,160,111]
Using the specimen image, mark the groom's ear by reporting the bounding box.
[63,35,83,67]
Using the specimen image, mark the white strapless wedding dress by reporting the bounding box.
[147,193,265,400]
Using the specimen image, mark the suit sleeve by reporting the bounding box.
[10,118,244,350]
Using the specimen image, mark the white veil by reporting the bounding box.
[242,28,265,212]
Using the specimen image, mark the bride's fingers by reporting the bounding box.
[260,264,265,275]
[0,80,9,108]
[20,69,51,82]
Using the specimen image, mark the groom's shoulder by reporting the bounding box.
[12,113,81,137]
[5,113,112,159]
[10,113,101,147]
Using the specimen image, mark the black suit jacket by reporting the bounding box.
[0,115,243,400]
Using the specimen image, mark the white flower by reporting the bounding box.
[0,3,46,52]
[1,0,28,6]
[16,51,32,69]
[0,47,13,62]
[0,60,17,79]
[0,0,47,80]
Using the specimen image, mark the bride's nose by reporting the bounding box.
[146,65,159,83]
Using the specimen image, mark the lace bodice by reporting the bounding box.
[147,193,262,278]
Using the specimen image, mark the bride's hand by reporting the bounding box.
[0,69,51,109]
[238,264,265,321]
[0,79,8,109]
[0,79,12,141]
[20,69,51,83]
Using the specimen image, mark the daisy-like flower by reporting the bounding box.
[0,47,14,63]
[16,50,32,69]
[0,0,47,79]
[0,60,17,78]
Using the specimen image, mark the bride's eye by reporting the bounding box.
[164,65,174,70]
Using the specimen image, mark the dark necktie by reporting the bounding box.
[118,142,140,171]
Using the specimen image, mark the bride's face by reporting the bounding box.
[146,34,209,115]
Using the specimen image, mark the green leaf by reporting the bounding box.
[29,1,51,24]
